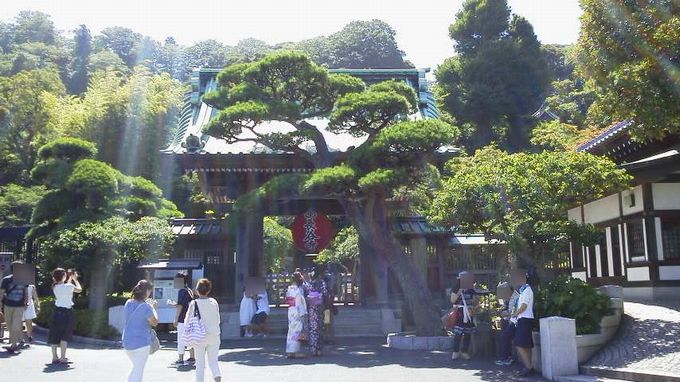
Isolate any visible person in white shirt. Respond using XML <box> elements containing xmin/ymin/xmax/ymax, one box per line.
<box><xmin>48</xmin><ymin>268</ymin><xmax>82</xmax><ymax>364</ymax></box>
<box><xmin>510</xmin><ymin>269</ymin><xmax>534</xmax><ymax>377</ymax></box>
<box><xmin>185</xmin><ymin>279</ymin><xmax>221</xmax><ymax>382</ymax></box>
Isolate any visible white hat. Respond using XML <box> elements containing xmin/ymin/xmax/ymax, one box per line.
<box><xmin>457</xmin><ymin>271</ymin><xmax>470</xmax><ymax>279</ymax></box>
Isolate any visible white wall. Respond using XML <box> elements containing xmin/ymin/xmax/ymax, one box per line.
<box><xmin>568</xmin><ymin>207</ymin><xmax>582</xmax><ymax>224</ymax></box>
<box><xmin>622</xmin><ymin>186</ymin><xmax>644</xmax><ymax>216</ymax></box>
<box><xmin>659</xmin><ymin>266</ymin><xmax>680</xmax><ymax>281</ymax></box>
<box><xmin>627</xmin><ymin>266</ymin><xmax>650</xmax><ymax>282</ymax></box>
<box><xmin>652</xmin><ymin>183</ymin><xmax>680</xmax><ymax>210</ymax></box>
<box><xmin>571</xmin><ymin>271</ymin><xmax>587</xmax><ymax>282</ymax></box>
<box><xmin>584</xmin><ymin>193</ymin><xmax>620</xmax><ymax>224</ymax></box>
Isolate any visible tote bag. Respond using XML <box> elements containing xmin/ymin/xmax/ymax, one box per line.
<box><xmin>181</xmin><ymin>300</ymin><xmax>208</xmax><ymax>347</ymax></box>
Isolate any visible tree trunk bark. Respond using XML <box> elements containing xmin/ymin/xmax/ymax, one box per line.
<box><xmin>342</xmin><ymin>197</ymin><xmax>442</xmax><ymax>336</ymax></box>
<box><xmin>88</xmin><ymin>255</ymin><xmax>114</xmax><ymax>312</ymax></box>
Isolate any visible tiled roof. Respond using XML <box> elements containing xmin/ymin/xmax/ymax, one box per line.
<box><xmin>391</xmin><ymin>216</ymin><xmax>449</xmax><ymax>236</ymax></box>
<box><xmin>170</xmin><ymin>218</ymin><xmax>224</xmax><ymax>236</ymax></box>
<box><xmin>576</xmin><ymin>120</ymin><xmax>635</xmax><ymax>152</ymax></box>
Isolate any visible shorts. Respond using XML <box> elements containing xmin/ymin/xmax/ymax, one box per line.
<box><xmin>513</xmin><ymin>318</ymin><xmax>534</xmax><ymax>348</ymax></box>
<box><xmin>251</xmin><ymin>312</ymin><xmax>268</xmax><ymax>325</ymax></box>
<box><xmin>48</xmin><ymin>307</ymin><xmax>75</xmax><ymax>344</ymax></box>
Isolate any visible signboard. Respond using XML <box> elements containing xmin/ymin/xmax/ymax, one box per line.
<box><xmin>291</xmin><ymin>210</ymin><xmax>333</xmax><ymax>253</ymax></box>
<box><xmin>0</xmin><ymin>253</ymin><xmax>11</xmax><ymax>276</ymax></box>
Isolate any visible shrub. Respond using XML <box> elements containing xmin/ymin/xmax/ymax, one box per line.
<box><xmin>536</xmin><ymin>276</ymin><xmax>611</xmax><ymax>335</ymax></box>
<box><xmin>38</xmin><ymin>137</ymin><xmax>97</xmax><ymax>162</ymax></box>
<box><xmin>35</xmin><ymin>297</ymin><xmax>121</xmax><ymax>340</ymax></box>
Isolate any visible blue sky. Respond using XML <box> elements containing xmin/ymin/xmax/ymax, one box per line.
<box><xmin>2</xmin><ymin>0</ymin><xmax>582</xmax><ymax>68</ymax></box>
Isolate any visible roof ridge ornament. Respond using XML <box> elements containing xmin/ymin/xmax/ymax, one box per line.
<box><xmin>182</xmin><ymin>133</ymin><xmax>205</xmax><ymax>153</ymax></box>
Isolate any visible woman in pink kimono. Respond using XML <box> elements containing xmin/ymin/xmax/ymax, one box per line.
<box><xmin>285</xmin><ymin>272</ymin><xmax>308</xmax><ymax>358</ymax></box>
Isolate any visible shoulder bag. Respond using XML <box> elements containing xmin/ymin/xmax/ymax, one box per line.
<box><xmin>181</xmin><ymin>300</ymin><xmax>208</xmax><ymax>347</ymax></box>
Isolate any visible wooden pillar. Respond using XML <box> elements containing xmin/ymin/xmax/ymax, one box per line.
<box><xmin>234</xmin><ymin>211</ymin><xmax>264</xmax><ymax>302</ymax></box>
<box><xmin>642</xmin><ymin>183</ymin><xmax>660</xmax><ymax>284</ymax></box>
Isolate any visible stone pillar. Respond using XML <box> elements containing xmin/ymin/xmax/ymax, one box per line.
<box><xmin>539</xmin><ymin>317</ymin><xmax>578</xmax><ymax>381</ymax></box>
<box><xmin>411</xmin><ymin>237</ymin><xmax>428</xmax><ymax>280</ymax></box>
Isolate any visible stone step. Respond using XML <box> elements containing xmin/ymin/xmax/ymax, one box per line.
<box><xmin>580</xmin><ymin>366</ymin><xmax>680</xmax><ymax>382</ymax></box>
<box><xmin>557</xmin><ymin>376</ymin><xmax>631</xmax><ymax>382</ymax></box>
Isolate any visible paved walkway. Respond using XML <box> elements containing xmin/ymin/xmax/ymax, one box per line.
<box><xmin>0</xmin><ymin>337</ymin><xmax>544</xmax><ymax>382</ymax></box>
<box><xmin>584</xmin><ymin>301</ymin><xmax>680</xmax><ymax>379</ymax></box>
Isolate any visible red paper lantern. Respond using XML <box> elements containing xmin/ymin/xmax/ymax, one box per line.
<box><xmin>291</xmin><ymin>210</ymin><xmax>333</xmax><ymax>253</ymax></box>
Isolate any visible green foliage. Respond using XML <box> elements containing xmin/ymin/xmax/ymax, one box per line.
<box><xmin>536</xmin><ymin>276</ymin><xmax>611</xmax><ymax>334</ymax></box>
<box><xmin>303</xmin><ymin>165</ymin><xmax>356</xmax><ymax>196</ymax></box>
<box><xmin>263</xmin><ymin>217</ymin><xmax>293</xmax><ymax>271</ymax></box>
<box><xmin>0</xmin><ymin>69</ymin><xmax>66</xmax><ymax>178</ymax></box>
<box><xmin>530</xmin><ymin>120</ymin><xmax>582</xmax><ymax>151</ymax></box>
<box><xmin>542</xmin><ymin>79</ymin><xmax>596</xmax><ymax>127</ymax></box>
<box><xmin>316</xmin><ymin>226</ymin><xmax>359</xmax><ymax>265</ymax></box>
<box><xmin>430</xmin><ymin>147</ymin><xmax>632</xmax><ymax>265</ymax></box>
<box><xmin>436</xmin><ymin>0</ymin><xmax>550</xmax><ymax>151</ymax></box>
<box><xmin>328</xmin><ymin>88</ymin><xmax>413</xmax><ymax>136</ymax></box>
<box><xmin>293</xmin><ymin>19</ymin><xmax>412</xmax><ymax>69</ymax></box>
<box><xmin>0</xmin><ymin>184</ymin><xmax>46</xmax><ymax>227</ymax></box>
<box><xmin>35</xmin><ymin>297</ymin><xmax>120</xmax><ymax>340</ymax></box>
<box><xmin>66</xmin><ymin>159</ymin><xmax>120</xmax><ymax>205</ymax></box>
<box><xmin>577</xmin><ymin>0</ymin><xmax>680</xmax><ymax>139</ymax></box>
<box><xmin>38</xmin><ymin>137</ymin><xmax>97</xmax><ymax>161</ymax></box>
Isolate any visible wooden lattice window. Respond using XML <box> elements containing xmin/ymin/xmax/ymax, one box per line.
<box><xmin>662</xmin><ymin>220</ymin><xmax>680</xmax><ymax>259</ymax></box>
<box><xmin>627</xmin><ymin>220</ymin><xmax>646</xmax><ymax>260</ymax></box>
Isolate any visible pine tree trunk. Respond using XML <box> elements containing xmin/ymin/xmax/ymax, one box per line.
<box><xmin>342</xmin><ymin>197</ymin><xmax>442</xmax><ymax>336</ymax></box>
<box><xmin>88</xmin><ymin>255</ymin><xmax>113</xmax><ymax>311</ymax></box>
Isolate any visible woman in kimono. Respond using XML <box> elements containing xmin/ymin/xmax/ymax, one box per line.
<box><xmin>285</xmin><ymin>272</ymin><xmax>307</xmax><ymax>358</ymax></box>
<box><xmin>306</xmin><ymin>265</ymin><xmax>329</xmax><ymax>357</ymax></box>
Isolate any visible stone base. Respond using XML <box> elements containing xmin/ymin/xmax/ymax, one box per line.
<box><xmin>387</xmin><ymin>333</ymin><xmax>454</xmax><ymax>351</ymax></box>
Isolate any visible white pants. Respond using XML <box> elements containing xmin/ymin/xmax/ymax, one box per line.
<box><xmin>193</xmin><ymin>335</ymin><xmax>221</xmax><ymax>382</ymax></box>
<box><xmin>125</xmin><ymin>345</ymin><xmax>150</xmax><ymax>382</ymax></box>
<box><xmin>177</xmin><ymin>322</ymin><xmax>188</xmax><ymax>355</ymax></box>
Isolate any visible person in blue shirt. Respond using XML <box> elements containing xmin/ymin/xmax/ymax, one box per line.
<box><xmin>122</xmin><ymin>280</ymin><xmax>158</xmax><ymax>382</ymax></box>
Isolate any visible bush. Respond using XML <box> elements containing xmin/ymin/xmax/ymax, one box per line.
<box><xmin>35</xmin><ymin>297</ymin><xmax>121</xmax><ymax>340</ymax></box>
<box><xmin>536</xmin><ymin>276</ymin><xmax>611</xmax><ymax>334</ymax></box>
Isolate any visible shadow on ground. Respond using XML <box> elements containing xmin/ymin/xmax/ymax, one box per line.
<box><xmin>217</xmin><ymin>338</ymin><xmax>544</xmax><ymax>381</ymax></box>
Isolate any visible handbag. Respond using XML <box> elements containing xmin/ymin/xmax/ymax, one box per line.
<box><xmin>149</xmin><ymin>329</ymin><xmax>160</xmax><ymax>354</ymax></box>
<box><xmin>181</xmin><ymin>300</ymin><xmax>208</xmax><ymax>347</ymax></box>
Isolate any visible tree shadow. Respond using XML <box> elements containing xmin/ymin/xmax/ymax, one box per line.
<box><xmin>587</xmin><ymin>313</ymin><xmax>680</xmax><ymax>371</ymax></box>
<box><xmin>217</xmin><ymin>338</ymin><xmax>544</xmax><ymax>381</ymax></box>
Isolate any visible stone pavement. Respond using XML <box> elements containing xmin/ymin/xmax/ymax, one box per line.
<box><xmin>583</xmin><ymin>301</ymin><xmax>680</xmax><ymax>381</ymax></box>
<box><xmin>0</xmin><ymin>336</ymin><xmax>545</xmax><ymax>382</ymax></box>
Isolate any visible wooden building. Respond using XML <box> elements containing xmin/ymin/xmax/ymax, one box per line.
<box><xmin>567</xmin><ymin>120</ymin><xmax>680</xmax><ymax>300</ymax></box>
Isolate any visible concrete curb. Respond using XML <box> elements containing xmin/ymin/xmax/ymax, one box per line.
<box><xmin>581</xmin><ymin>365</ymin><xmax>680</xmax><ymax>382</ymax></box>
<box><xmin>33</xmin><ymin>325</ymin><xmax>121</xmax><ymax>348</ymax></box>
